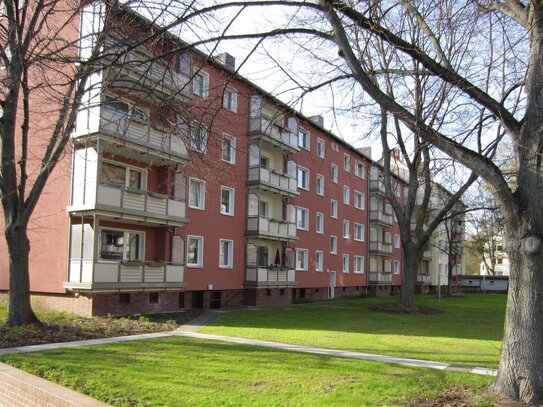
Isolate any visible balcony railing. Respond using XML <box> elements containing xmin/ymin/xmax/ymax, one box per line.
<box><xmin>369</xmin><ymin>179</ymin><xmax>386</xmax><ymax>194</ymax></box>
<box><xmin>369</xmin><ymin>240</ymin><xmax>392</xmax><ymax>255</ymax></box>
<box><xmin>417</xmin><ymin>274</ymin><xmax>430</xmax><ymax>284</ymax></box>
<box><xmin>249</xmin><ymin>115</ymin><xmax>299</xmax><ymax>152</ymax></box>
<box><xmin>245</xmin><ymin>266</ymin><xmax>296</xmax><ymax>286</ymax></box>
<box><xmin>369</xmin><ymin>272</ymin><xmax>392</xmax><ymax>284</ymax></box>
<box><xmin>68</xmin><ymin>184</ymin><xmax>187</xmax><ymax>226</ymax></box>
<box><xmin>246</xmin><ymin>216</ymin><xmax>297</xmax><ymax>241</ymax></box>
<box><xmin>247</xmin><ymin>167</ymin><xmax>298</xmax><ymax>196</ymax></box>
<box><xmin>369</xmin><ymin>210</ymin><xmax>393</xmax><ymax>226</ymax></box>
<box><xmin>65</xmin><ymin>260</ymin><xmax>186</xmax><ymax>291</ymax></box>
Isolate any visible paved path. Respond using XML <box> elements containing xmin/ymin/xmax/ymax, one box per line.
<box><xmin>0</xmin><ymin>310</ymin><xmax>497</xmax><ymax>377</ymax></box>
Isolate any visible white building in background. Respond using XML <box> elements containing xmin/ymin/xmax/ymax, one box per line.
<box><xmin>480</xmin><ymin>237</ymin><xmax>510</xmax><ymax>276</ymax></box>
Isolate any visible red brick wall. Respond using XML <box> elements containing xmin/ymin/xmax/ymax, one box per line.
<box><xmin>92</xmin><ymin>291</ymin><xmax>184</xmax><ymax>316</ymax></box>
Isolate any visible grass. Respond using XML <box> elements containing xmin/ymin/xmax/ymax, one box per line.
<box><xmin>0</xmin><ymin>337</ymin><xmax>495</xmax><ymax>406</ymax></box>
<box><xmin>201</xmin><ymin>294</ymin><xmax>506</xmax><ymax>368</ymax></box>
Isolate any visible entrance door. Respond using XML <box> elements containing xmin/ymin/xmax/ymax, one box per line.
<box><xmin>329</xmin><ymin>271</ymin><xmax>336</xmax><ymax>300</ymax></box>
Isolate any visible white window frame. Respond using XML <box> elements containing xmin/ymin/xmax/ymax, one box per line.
<box><xmin>354</xmin><ymin>223</ymin><xmax>365</xmax><ymax>242</ymax></box>
<box><xmin>343</xmin><ymin>254</ymin><xmax>349</xmax><ymax>273</ymax></box>
<box><xmin>354</xmin><ymin>255</ymin><xmax>365</xmax><ymax>274</ymax></box>
<box><xmin>191</xmin><ymin>122</ymin><xmax>208</xmax><ymax>153</ymax></box>
<box><xmin>343</xmin><ymin>220</ymin><xmax>350</xmax><ymax>239</ymax></box>
<box><xmin>298</xmin><ymin>128</ymin><xmax>310</xmax><ymax>150</ymax></box>
<box><xmin>394</xmin><ymin>260</ymin><xmax>401</xmax><ymax>275</ymax></box>
<box><xmin>316</xmin><ymin>212</ymin><xmax>324</xmax><ymax>234</ymax></box>
<box><xmin>394</xmin><ymin>234</ymin><xmax>401</xmax><ymax>249</ymax></box>
<box><xmin>98</xmin><ymin>228</ymin><xmax>145</xmax><ymax>262</ymax></box>
<box><xmin>221</xmin><ymin>134</ymin><xmax>236</xmax><ymax>164</ymax></box>
<box><xmin>187</xmin><ymin>235</ymin><xmax>204</xmax><ymax>267</ymax></box>
<box><xmin>219</xmin><ymin>239</ymin><xmax>233</xmax><ymax>269</ymax></box>
<box><xmin>297</xmin><ymin>166</ymin><xmax>310</xmax><ymax>190</ymax></box>
<box><xmin>343</xmin><ymin>185</ymin><xmax>350</xmax><ymax>205</ymax></box>
<box><xmin>296</xmin><ymin>249</ymin><xmax>309</xmax><ymax>271</ymax></box>
<box><xmin>100</xmin><ymin>160</ymin><xmax>146</xmax><ymax>190</ymax></box>
<box><xmin>355</xmin><ymin>161</ymin><xmax>365</xmax><ymax>179</ymax></box>
<box><xmin>315</xmin><ymin>250</ymin><xmax>323</xmax><ymax>272</ymax></box>
<box><xmin>343</xmin><ymin>154</ymin><xmax>350</xmax><ymax>172</ymax></box>
<box><xmin>189</xmin><ymin>178</ymin><xmax>205</xmax><ymax>210</ymax></box>
<box><xmin>296</xmin><ymin>207</ymin><xmax>309</xmax><ymax>231</ymax></box>
<box><xmin>223</xmin><ymin>87</ymin><xmax>238</xmax><ymax>112</ymax></box>
<box><xmin>354</xmin><ymin>191</ymin><xmax>365</xmax><ymax>210</ymax></box>
<box><xmin>330</xmin><ymin>235</ymin><xmax>337</xmax><ymax>254</ymax></box>
<box><xmin>330</xmin><ymin>164</ymin><xmax>338</xmax><ymax>183</ymax></box>
<box><xmin>316</xmin><ymin>174</ymin><xmax>325</xmax><ymax>196</ymax></box>
<box><xmin>317</xmin><ymin>138</ymin><xmax>325</xmax><ymax>158</ymax></box>
<box><xmin>330</xmin><ymin>199</ymin><xmax>338</xmax><ymax>218</ymax></box>
<box><xmin>193</xmin><ymin>70</ymin><xmax>209</xmax><ymax>98</ymax></box>
<box><xmin>220</xmin><ymin>186</ymin><xmax>235</xmax><ymax>216</ymax></box>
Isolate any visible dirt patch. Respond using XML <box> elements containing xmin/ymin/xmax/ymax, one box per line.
<box><xmin>369</xmin><ymin>303</ymin><xmax>443</xmax><ymax>315</ymax></box>
<box><xmin>406</xmin><ymin>386</ymin><xmax>532</xmax><ymax>407</ymax></box>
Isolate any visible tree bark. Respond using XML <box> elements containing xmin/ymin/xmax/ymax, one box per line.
<box><xmin>5</xmin><ymin>225</ymin><xmax>38</xmax><ymax>325</ymax></box>
<box><xmin>493</xmin><ymin>218</ymin><xmax>543</xmax><ymax>404</ymax></box>
<box><xmin>399</xmin><ymin>249</ymin><xmax>418</xmax><ymax>306</ymax></box>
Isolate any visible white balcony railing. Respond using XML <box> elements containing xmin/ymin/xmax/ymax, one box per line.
<box><xmin>249</xmin><ymin>115</ymin><xmax>299</xmax><ymax>151</ymax></box>
<box><xmin>417</xmin><ymin>274</ymin><xmax>430</xmax><ymax>284</ymax></box>
<box><xmin>369</xmin><ymin>179</ymin><xmax>386</xmax><ymax>194</ymax></box>
<box><xmin>246</xmin><ymin>216</ymin><xmax>297</xmax><ymax>240</ymax></box>
<box><xmin>369</xmin><ymin>210</ymin><xmax>393</xmax><ymax>225</ymax></box>
<box><xmin>247</xmin><ymin>167</ymin><xmax>298</xmax><ymax>195</ymax></box>
<box><xmin>369</xmin><ymin>240</ymin><xmax>393</xmax><ymax>255</ymax></box>
<box><xmin>369</xmin><ymin>272</ymin><xmax>392</xmax><ymax>284</ymax></box>
<box><xmin>245</xmin><ymin>266</ymin><xmax>296</xmax><ymax>286</ymax></box>
<box><xmin>66</xmin><ymin>260</ymin><xmax>185</xmax><ymax>290</ymax></box>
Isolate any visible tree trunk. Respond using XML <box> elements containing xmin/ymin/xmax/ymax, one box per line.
<box><xmin>6</xmin><ymin>225</ymin><xmax>38</xmax><ymax>325</ymax></box>
<box><xmin>399</xmin><ymin>250</ymin><xmax>418</xmax><ymax>306</ymax></box>
<box><xmin>493</xmin><ymin>219</ymin><xmax>543</xmax><ymax>404</ymax></box>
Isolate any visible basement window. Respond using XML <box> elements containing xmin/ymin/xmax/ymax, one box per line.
<box><xmin>149</xmin><ymin>292</ymin><xmax>159</xmax><ymax>304</ymax></box>
<box><xmin>119</xmin><ymin>293</ymin><xmax>131</xmax><ymax>304</ymax></box>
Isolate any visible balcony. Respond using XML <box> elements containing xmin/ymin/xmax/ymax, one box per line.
<box><xmin>247</xmin><ymin>167</ymin><xmax>298</xmax><ymax>197</ymax></box>
<box><xmin>245</xmin><ymin>266</ymin><xmax>296</xmax><ymax>287</ymax></box>
<box><xmin>246</xmin><ymin>216</ymin><xmax>297</xmax><ymax>241</ymax></box>
<box><xmin>417</xmin><ymin>274</ymin><xmax>430</xmax><ymax>284</ymax></box>
<box><xmin>249</xmin><ymin>115</ymin><xmax>299</xmax><ymax>153</ymax></box>
<box><xmin>369</xmin><ymin>272</ymin><xmax>392</xmax><ymax>284</ymax></box>
<box><xmin>369</xmin><ymin>240</ymin><xmax>392</xmax><ymax>255</ymax></box>
<box><xmin>65</xmin><ymin>261</ymin><xmax>186</xmax><ymax>291</ymax></box>
<box><xmin>369</xmin><ymin>179</ymin><xmax>386</xmax><ymax>195</ymax></box>
<box><xmin>369</xmin><ymin>210</ymin><xmax>393</xmax><ymax>226</ymax></box>
<box><xmin>68</xmin><ymin>184</ymin><xmax>188</xmax><ymax>226</ymax></box>
<box><xmin>73</xmin><ymin>108</ymin><xmax>188</xmax><ymax>163</ymax></box>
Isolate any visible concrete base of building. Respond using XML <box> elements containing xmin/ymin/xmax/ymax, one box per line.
<box><xmin>415</xmin><ymin>284</ymin><xmax>430</xmax><ymax>294</ymax></box>
<box><xmin>368</xmin><ymin>284</ymin><xmax>392</xmax><ymax>297</ymax></box>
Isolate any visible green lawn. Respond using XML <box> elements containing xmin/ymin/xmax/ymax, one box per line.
<box><xmin>202</xmin><ymin>294</ymin><xmax>506</xmax><ymax>368</ymax></box>
<box><xmin>0</xmin><ymin>337</ymin><xmax>494</xmax><ymax>406</ymax></box>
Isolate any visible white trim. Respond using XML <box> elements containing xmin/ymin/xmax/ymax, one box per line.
<box><xmin>219</xmin><ymin>239</ymin><xmax>234</xmax><ymax>269</ymax></box>
<box><xmin>220</xmin><ymin>186</ymin><xmax>235</xmax><ymax>216</ymax></box>
<box><xmin>187</xmin><ymin>235</ymin><xmax>204</xmax><ymax>267</ymax></box>
<box><xmin>189</xmin><ymin>177</ymin><xmax>205</xmax><ymax>210</ymax></box>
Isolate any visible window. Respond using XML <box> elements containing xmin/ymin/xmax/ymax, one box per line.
<box><xmin>394</xmin><ymin>183</ymin><xmax>401</xmax><ymax>197</ymax></box>
<box><xmin>355</xmin><ymin>161</ymin><xmax>365</xmax><ymax>178</ymax></box>
<box><xmin>258</xmin><ymin>246</ymin><xmax>268</xmax><ymax>267</ymax></box>
<box><xmin>101</xmin><ymin>161</ymin><xmax>144</xmax><ymax>189</ymax></box>
<box><xmin>297</xmin><ymin>166</ymin><xmax>309</xmax><ymax>190</ymax></box>
<box><xmin>394</xmin><ymin>260</ymin><xmax>401</xmax><ymax>275</ymax></box>
<box><xmin>394</xmin><ymin>234</ymin><xmax>401</xmax><ymax>249</ymax></box>
<box><xmin>343</xmin><ymin>154</ymin><xmax>350</xmax><ymax>171</ymax></box>
<box><xmin>219</xmin><ymin>239</ymin><xmax>233</xmax><ymax>268</ymax></box>
<box><xmin>187</xmin><ymin>236</ymin><xmax>203</xmax><ymax>267</ymax></box>
<box><xmin>330</xmin><ymin>199</ymin><xmax>338</xmax><ymax>218</ymax></box>
<box><xmin>189</xmin><ymin>178</ymin><xmax>205</xmax><ymax>210</ymax></box>
<box><xmin>331</xmin><ymin>142</ymin><xmax>339</xmax><ymax>152</ymax></box>
<box><xmin>354</xmin><ymin>223</ymin><xmax>365</xmax><ymax>242</ymax></box>
<box><xmin>149</xmin><ymin>292</ymin><xmax>159</xmax><ymax>304</ymax></box>
<box><xmin>191</xmin><ymin>123</ymin><xmax>208</xmax><ymax>153</ymax></box>
<box><xmin>354</xmin><ymin>256</ymin><xmax>365</xmax><ymax>274</ymax></box>
<box><xmin>343</xmin><ymin>186</ymin><xmax>350</xmax><ymax>205</ymax></box>
<box><xmin>220</xmin><ymin>187</ymin><xmax>234</xmax><ymax>216</ymax></box>
<box><xmin>223</xmin><ymin>88</ymin><xmax>237</xmax><ymax>112</ymax></box>
<box><xmin>354</xmin><ymin>191</ymin><xmax>365</xmax><ymax>210</ymax></box>
<box><xmin>222</xmin><ymin>134</ymin><xmax>236</xmax><ymax>164</ymax></box>
<box><xmin>330</xmin><ymin>164</ymin><xmax>338</xmax><ymax>183</ymax></box>
<box><xmin>315</xmin><ymin>251</ymin><xmax>323</xmax><ymax>272</ymax></box>
<box><xmin>99</xmin><ymin>229</ymin><xmax>144</xmax><ymax>261</ymax></box>
<box><xmin>104</xmin><ymin>96</ymin><xmax>148</xmax><ymax>122</ymax></box>
<box><xmin>316</xmin><ymin>174</ymin><xmax>324</xmax><ymax>195</ymax></box>
<box><xmin>296</xmin><ymin>249</ymin><xmax>308</xmax><ymax>271</ymax></box>
<box><xmin>343</xmin><ymin>254</ymin><xmax>349</xmax><ymax>273</ymax></box>
<box><xmin>317</xmin><ymin>138</ymin><xmax>325</xmax><ymax>158</ymax></box>
<box><xmin>316</xmin><ymin>212</ymin><xmax>324</xmax><ymax>234</ymax></box>
<box><xmin>193</xmin><ymin>70</ymin><xmax>209</xmax><ymax>97</ymax></box>
<box><xmin>330</xmin><ymin>236</ymin><xmax>337</xmax><ymax>254</ymax></box>
<box><xmin>298</xmin><ymin>128</ymin><xmax>310</xmax><ymax>150</ymax></box>
<box><xmin>119</xmin><ymin>293</ymin><xmax>131</xmax><ymax>304</ymax></box>
<box><xmin>343</xmin><ymin>220</ymin><xmax>350</xmax><ymax>239</ymax></box>
<box><xmin>259</xmin><ymin>200</ymin><xmax>269</xmax><ymax>217</ymax></box>
<box><xmin>296</xmin><ymin>207</ymin><xmax>309</xmax><ymax>230</ymax></box>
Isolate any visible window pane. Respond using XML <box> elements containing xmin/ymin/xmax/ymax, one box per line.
<box><xmin>100</xmin><ymin>230</ymin><xmax>124</xmax><ymax>260</ymax></box>
<box><xmin>126</xmin><ymin>232</ymin><xmax>141</xmax><ymax>260</ymax></box>
<box><xmin>101</xmin><ymin>162</ymin><xmax>126</xmax><ymax>187</ymax></box>
<box><xmin>128</xmin><ymin>169</ymin><xmax>142</xmax><ymax>189</ymax></box>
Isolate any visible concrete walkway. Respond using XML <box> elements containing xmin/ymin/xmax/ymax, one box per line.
<box><xmin>0</xmin><ymin>310</ymin><xmax>497</xmax><ymax>377</ymax></box>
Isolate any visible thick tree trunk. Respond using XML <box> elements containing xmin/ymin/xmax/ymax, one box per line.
<box><xmin>493</xmin><ymin>220</ymin><xmax>543</xmax><ymax>404</ymax></box>
<box><xmin>399</xmin><ymin>251</ymin><xmax>418</xmax><ymax>306</ymax></box>
<box><xmin>6</xmin><ymin>225</ymin><xmax>38</xmax><ymax>325</ymax></box>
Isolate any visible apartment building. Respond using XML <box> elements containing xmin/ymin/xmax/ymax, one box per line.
<box><xmin>0</xmin><ymin>2</ymin><xmax>408</xmax><ymax>316</ymax></box>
